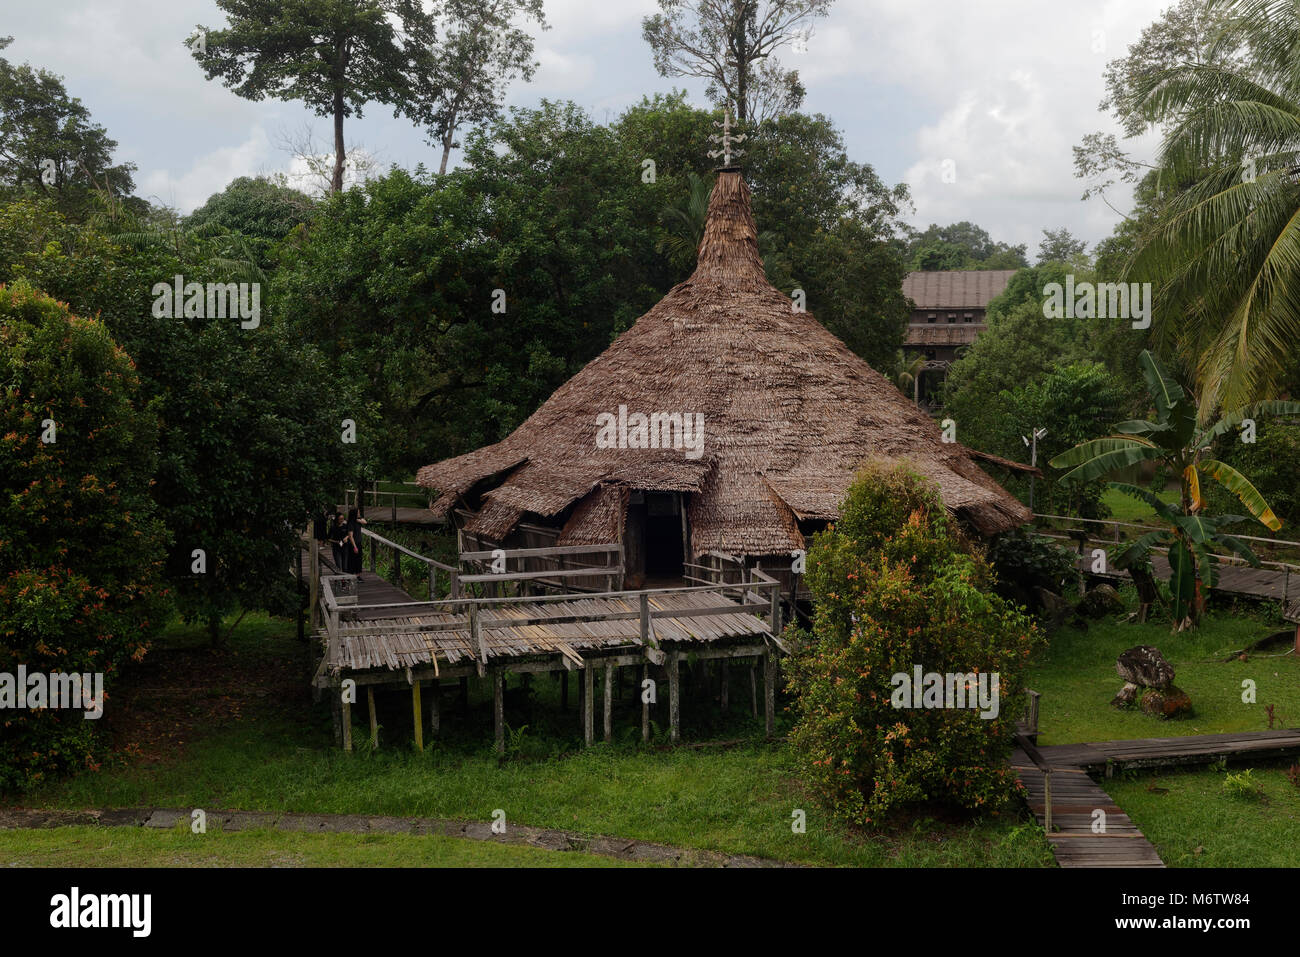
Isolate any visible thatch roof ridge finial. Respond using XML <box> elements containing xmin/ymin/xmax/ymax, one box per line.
<box><xmin>692</xmin><ymin>168</ymin><xmax>767</xmax><ymax>283</ymax></box>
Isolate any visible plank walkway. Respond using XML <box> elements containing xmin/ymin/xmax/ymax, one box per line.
<box><xmin>1011</xmin><ymin>752</ymin><xmax>1164</xmax><ymax>868</ymax></box>
<box><xmin>1014</xmin><ymin>728</ymin><xmax>1300</xmax><ymax>868</ymax></box>
<box><xmin>1068</xmin><ymin>548</ymin><xmax>1297</xmax><ymax>604</ymax></box>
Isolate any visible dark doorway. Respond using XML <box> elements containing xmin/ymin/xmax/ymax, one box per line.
<box><xmin>644</xmin><ymin>493</ymin><xmax>684</xmax><ymax>580</ymax></box>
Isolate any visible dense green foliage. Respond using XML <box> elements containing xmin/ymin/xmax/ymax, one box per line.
<box><xmin>0</xmin><ymin>198</ymin><xmax>370</xmax><ymax>642</ymax></box>
<box><xmin>0</xmin><ymin>283</ymin><xmax>169</xmax><ymax>790</ymax></box>
<box><xmin>784</xmin><ymin>464</ymin><xmax>1042</xmax><ymax>825</ymax></box>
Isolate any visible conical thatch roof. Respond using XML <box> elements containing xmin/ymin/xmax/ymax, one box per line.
<box><xmin>417</xmin><ymin>169</ymin><xmax>1030</xmax><ymax>555</ymax></box>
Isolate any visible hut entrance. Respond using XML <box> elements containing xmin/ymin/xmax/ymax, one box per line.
<box><xmin>625</xmin><ymin>492</ymin><xmax>686</xmax><ymax>587</ymax></box>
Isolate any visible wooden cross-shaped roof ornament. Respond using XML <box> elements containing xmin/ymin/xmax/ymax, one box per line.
<box><xmin>708</xmin><ymin>106</ymin><xmax>746</xmax><ymax>168</ymax></box>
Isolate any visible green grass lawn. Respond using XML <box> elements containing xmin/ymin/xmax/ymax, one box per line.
<box><xmin>12</xmin><ymin>613</ymin><xmax>1051</xmax><ymax>868</ymax></box>
<box><xmin>1099</xmin><ymin>485</ymin><xmax>1179</xmax><ymax>525</ymax></box>
<box><xmin>1027</xmin><ymin>600</ymin><xmax>1298</xmax><ymax>745</ymax></box>
<box><xmin>0</xmin><ymin>825</ymin><xmax>643</xmax><ymax>867</ymax></box>
<box><xmin>1105</xmin><ymin>765</ymin><xmax>1300</xmax><ymax>867</ymax></box>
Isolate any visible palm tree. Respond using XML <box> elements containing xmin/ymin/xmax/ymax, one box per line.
<box><xmin>1127</xmin><ymin>0</ymin><xmax>1300</xmax><ymax>418</ymax></box>
<box><xmin>1050</xmin><ymin>350</ymin><xmax>1300</xmax><ymax>629</ymax></box>
<box><xmin>894</xmin><ymin>350</ymin><xmax>925</xmax><ymax>401</ymax></box>
<box><xmin>656</xmin><ymin>172</ymin><xmax>712</xmax><ymax>272</ymax></box>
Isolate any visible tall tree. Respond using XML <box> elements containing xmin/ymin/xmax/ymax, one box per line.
<box><xmin>190</xmin><ymin>0</ymin><xmax>435</xmax><ymax>193</ymax></box>
<box><xmin>1127</xmin><ymin>0</ymin><xmax>1300</xmax><ymax>415</ymax></box>
<box><xmin>405</xmin><ymin>0</ymin><xmax>547</xmax><ymax>175</ymax></box>
<box><xmin>0</xmin><ymin>37</ymin><xmax>138</xmax><ymax>218</ymax></box>
<box><xmin>641</xmin><ymin>0</ymin><xmax>832</xmax><ymax>124</ymax></box>
<box><xmin>1036</xmin><ymin>226</ymin><xmax>1088</xmax><ymax>265</ymax></box>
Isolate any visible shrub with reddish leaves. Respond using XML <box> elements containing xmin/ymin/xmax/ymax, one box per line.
<box><xmin>0</xmin><ymin>282</ymin><xmax>169</xmax><ymax>792</ymax></box>
<box><xmin>784</xmin><ymin>462</ymin><xmax>1043</xmax><ymax>826</ymax></box>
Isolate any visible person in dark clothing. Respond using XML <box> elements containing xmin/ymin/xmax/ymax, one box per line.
<box><xmin>329</xmin><ymin>512</ymin><xmax>348</xmax><ymax>571</ymax></box>
<box><xmin>344</xmin><ymin>507</ymin><xmax>367</xmax><ymax>574</ymax></box>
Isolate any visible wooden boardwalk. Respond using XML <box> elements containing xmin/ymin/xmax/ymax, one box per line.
<box><xmin>1076</xmin><ymin>552</ymin><xmax>1295</xmax><ymax>602</ymax></box>
<box><xmin>1011</xmin><ymin>752</ymin><xmax>1164</xmax><ymax>868</ymax></box>
<box><xmin>1015</xmin><ymin>729</ymin><xmax>1300</xmax><ymax>868</ymax></box>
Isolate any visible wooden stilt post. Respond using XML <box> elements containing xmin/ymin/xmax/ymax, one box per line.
<box><xmin>430</xmin><ymin>678</ymin><xmax>440</xmax><ymax>737</ymax></box>
<box><xmin>641</xmin><ymin>664</ymin><xmax>650</xmax><ymax>743</ymax></box>
<box><xmin>763</xmin><ymin>650</ymin><xmax>776</xmax><ymax>738</ymax></box>
<box><xmin>750</xmin><ymin>660</ymin><xmax>758</xmax><ymax>719</ymax></box>
<box><xmin>603</xmin><ymin>662</ymin><xmax>614</xmax><ymax>743</ymax></box>
<box><xmin>720</xmin><ymin>660</ymin><xmax>729</xmax><ymax>713</ymax></box>
<box><xmin>309</xmin><ymin>538</ymin><xmax>320</xmax><ymax>631</ymax></box>
<box><xmin>296</xmin><ymin>534</ymin><xmax>305</xmax><ymax>642</ymax></box>
<box><xmin>367</xmin><ymin>686</ymin><xmax>378</xmax><ymax>749</ymax></box>
<box><xmin>668</xmin><ymin>651</ymin><xmax>680</xmax><ymax>743</ymax></box>
<box><xmin>341</xmin><ymin>698</ymin><xmax>353</xmax><ymax>752</ymax></box>
<box><xmin>561</xmin><ymin>670</ymin><xmax>569</xmax><ymax>711</ymax></box>
<box><xmin>494</xmin><ymin>671</ymin><xmax>504</xmax><ymax>755</ymax></box>
<box><xmin>412</xmin><ymin>680</ymin><xmax>423</xmax><ymax>752</ymax></box>
<box><xmin>583</xmin><ymin>665</ymin><xmax>595</xmax><ymax>746</ymax></box>
<box><xmin>331</xmin><ymin>692</ymin><xmax>343</xmax><ymax>748</ymax></box>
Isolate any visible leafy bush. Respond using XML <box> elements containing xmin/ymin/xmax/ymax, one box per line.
<box><xmin>0</xmin><ymin>282</ymin><xmax>169</xmax><ymax>791</ymax></box>
<box><xmin>1222</xmin><ymin>769</ymin><xmax>1264</xmax><ymax>801</ymax></box>
<box><xmin>784</xmin><ymin>463</ymin><xmax>1044</xmax><ymax>826</ymax></box>
<box><xmin>985</xmin><ymin>527</ymin><xmax>1075</xmax><ymax>608</ymax></box>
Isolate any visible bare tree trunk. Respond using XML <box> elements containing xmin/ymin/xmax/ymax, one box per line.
<box><xmin>332</xmin><ymin>88</ymin><xmax>346</xmax><ymax>194</ymax></box>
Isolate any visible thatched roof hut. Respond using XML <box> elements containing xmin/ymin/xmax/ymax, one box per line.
<box><xmin>417</xmin><ymin>168</ymin><xmax>1030</xmax><ymax>584</ymax></box>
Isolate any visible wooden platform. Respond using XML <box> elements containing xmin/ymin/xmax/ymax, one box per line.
<box><xmin>1014</xmin><ymin>728</ymin><xmax>1300</xmax><ymax>868</ymax></box>
<box><xmin>327</xmin><ymin>581</ymin><xmax>774</xmax><ymax>674</ymax></box>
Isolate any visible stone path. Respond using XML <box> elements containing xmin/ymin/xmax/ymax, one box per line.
<box><xmin>0</xmin><ymin>807</ymin><xmax>796</xmax><ymax>868</ymax></box>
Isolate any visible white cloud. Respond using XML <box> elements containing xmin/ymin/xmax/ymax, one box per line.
<box><xmin>139</xmin><ymin>129</ymin><xmax>274</xmax><ymax>213</ymax></box>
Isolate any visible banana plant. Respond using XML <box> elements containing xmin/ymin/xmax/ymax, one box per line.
<box><xmin>1049</xmin><ymin>349</ymin><xmax>1300</xmax><ymax>629</ymax></box>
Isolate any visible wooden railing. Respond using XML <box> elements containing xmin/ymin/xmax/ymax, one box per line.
<box><xmin>360</xmin><ymin>526</ymin><xmax>460</xmax><ymax>599</ymax></box>
<box><xmin>1030</xmin><ymin>513</ymin><xmax>1300</xmax><ymax>602</ymax></box>
<box><xmin>343</xmin><ymin>481</ymin><xmax>429</xmax><ymax>512</ymax></box>
<box><xmin>459</xmin><ymin>542</ymin><xmax>625</xmax><ymax>595</ymax></box>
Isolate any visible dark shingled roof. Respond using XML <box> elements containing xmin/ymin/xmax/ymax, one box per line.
<box><xmin>903</xmin><ymin>269</ymin><xmax>1019</xmax><ymax>310</ymax></box>
<box><xmin>417</xmin><ymin>171</ymin><xmax>1030</xmax><ymax>555</ymax></box>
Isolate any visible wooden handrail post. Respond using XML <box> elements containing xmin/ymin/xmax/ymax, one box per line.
<box><xmin>1044</xmin><ymin>769</ymin><xmax>1053</xmax><ymax>834</ymax></box>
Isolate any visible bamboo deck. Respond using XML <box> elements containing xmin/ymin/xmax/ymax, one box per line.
<box><xmin>329</xmin><ymin>580</ymin><xmax>773</xmax><ymax>674</ymax></box>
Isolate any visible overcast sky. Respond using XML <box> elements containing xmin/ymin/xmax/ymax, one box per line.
<box><xmin>5</xmin><ymin>0</ymin><xmax>1174</xmax><ymax>251</ymax></box>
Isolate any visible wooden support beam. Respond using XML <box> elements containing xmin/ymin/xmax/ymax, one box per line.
<box><xmin>367</xmin><ymin>686</ymin><xmax>378</xmax><ymax>749</ymax></box>
<box><xmin>750</xmin><ymin>660</ymin><xmax>758</xmax><ymax>719</ymax></box>
<box><xmin>341</xmin><ymin>698</ymin><xmax>353</xmax><ymax>753</ymax></box>
<box><xmin>583</xmin><ymin>664</ymin><xmax>595</xmax><ymax>746</ymax></box>
<box><xmin>309</xmin><ymin>539</ymin><xmax>320</xmax><ymax>632</ymax></box>
<box><xmin>494</xmin><ymin>671</ymin><xmax>504</xmax><ymax>755</ymax></box>
<box><xmin>763</xmin><ymin>651</ymin><xmax>776</xmax><ymax>738</ymax></box>
<box><xmin>720</xmin><ymin>660</ymin><xmax>729</xmax><ymax>713</ymax></box>
<box><xmin>560</xmin><ymin>670</ymin><xmax>568</xmax><ymax>711</ymax></box>
<box><xmin>668</xmin><ymin>652</ymin><xmax>680</xmax><ymax>743</ymax></box>
<box><xmin>603</xmin><ymin>661</ymin><xmax>614</xmax><ymax>744</ymax></box>
<box><xmin>470</xmin><ymin>602</ymin><xmax>486</xmax><ymax>677</ymax></box>
<box><xmin>331</xmin><ymin>694</ymin><xmax>343</xmax><ymax>748</ymax></box>
<box><xmin>641</xmin><ymin>664</ymin><xmax>650</xmax><ymax>743</ymax></box>
<box><xmin>412</xmin><ymin>680</ymin><xmax>423</xmax><ymax>752</ymax></box>
<box><xmin>430</xmin><ymin>678</ymin><xmax>440</xmax><ymax>737</ymax></box>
